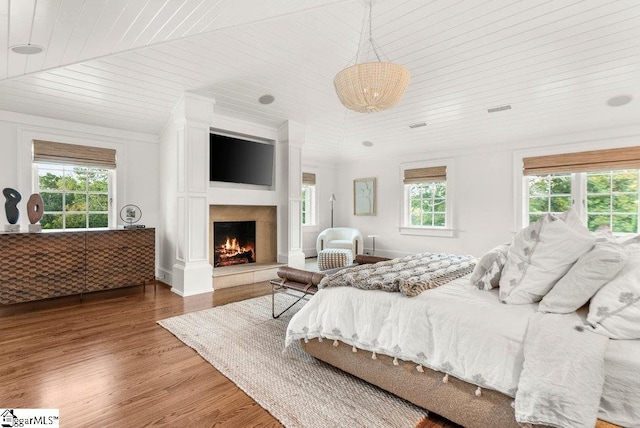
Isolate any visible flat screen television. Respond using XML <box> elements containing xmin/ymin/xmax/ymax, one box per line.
<box><xmin>209</xmin><ymin>133</ymin><xmax>274</xmax><ymax>186</ymax></box>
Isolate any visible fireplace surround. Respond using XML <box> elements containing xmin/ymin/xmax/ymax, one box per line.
<box><xmin>209</xmin><ymin>205</ymin><xmax>277</xmax><ymax>268</ymax></box>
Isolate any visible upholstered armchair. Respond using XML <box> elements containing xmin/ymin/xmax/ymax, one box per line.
<box><xmin>316</xmin><ymin>227</ymin><xmax>364</xmax><ymax>256</ymax></box>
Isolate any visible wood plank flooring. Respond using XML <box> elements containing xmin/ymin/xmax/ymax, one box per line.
<box><xmin>0</xmin><ymin>281</ymin><xmax>456</xmax><ymax>427</ymax></box>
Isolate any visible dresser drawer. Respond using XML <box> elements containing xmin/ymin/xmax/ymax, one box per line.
<box><xmin>0</xmin><ymin>232</ymin><xmax>85</xmax><ymax>257</ymax></box>
<box><xmin>0</xmin><ymin>251</ymin><xmax>85</xmax><ymax>281</ymax></box>
<box><xmin>85</xmin><ymin>229</ymin><xmax>155</xmax><ymax>250</ymax></box>
<box><xmin>0</xmin><ymin>271</ymin><xmax>85</xmax><ymax>304</ymax></box>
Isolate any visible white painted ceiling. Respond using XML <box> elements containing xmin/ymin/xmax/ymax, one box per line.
<box><xmin>0</xmin><ymin>0</ymin><xmax>638</xmax><ymax>162</ymax></box>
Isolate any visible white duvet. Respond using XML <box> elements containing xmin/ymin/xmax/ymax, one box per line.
<box><xmin>285</xmin><ymin>275</ymin><xmax>640</xmax><ymax>427</ymax></box>
<box><xmin>286</xmin><ymin>276</ymin><xmax>535</xmax><ymax>396</ymax></box>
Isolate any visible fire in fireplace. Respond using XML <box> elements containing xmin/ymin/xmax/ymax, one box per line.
<box><xmin>213</xmin><ymin>221</ymin><xmax>256</xmax><ymax>267</ymax></box>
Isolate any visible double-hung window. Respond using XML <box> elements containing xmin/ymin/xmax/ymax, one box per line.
<box><xmin>302</xmin><ymin>172</ymin><xmax>316</xmax><ymax>226</ymax></box>
<box><xmin>523</xmin><ymin>147</ymin><xmax>640</xmax><ymax>234</ymax></box>
<box><xmin>401</xmin><ymin>162</ymin><xmax>453</xmax><ymax>236</ymax></box>
<box><xmin>33</xmin><ymin>140</ymin><xmax>116</xmax><ymax>230</ymax></box>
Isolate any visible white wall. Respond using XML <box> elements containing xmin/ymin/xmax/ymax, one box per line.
<box><xmin>316</xmin><ymin>125</ymin><xmax>640</xmax><ymax>259</ymax></box>
<box><xmin>0</xmin><ymin>109</ymin><xmax>160</xmax><ymax>267</ymax></box>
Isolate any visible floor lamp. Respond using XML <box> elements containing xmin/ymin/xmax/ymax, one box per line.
<box><xmin>329</xmin><ymin>193</ymin><xmax>336</xmax><ymax>228</ymax></box>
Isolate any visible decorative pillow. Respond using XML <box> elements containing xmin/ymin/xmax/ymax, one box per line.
<box><xmin>622</xmin><ymin>233</ymin><xmax>640</xmax><ymax>246</ymax></box>
<box><xmin>538</xmin><ymin>240</ymin><xmax>628</xmax><ymax>313</ymax></box>
<box><xmin>470</xmin><ymin>243</ymin><xmax>510</xmax><ymax>290</ymax></box>
<box><xmin>586</xmin><ymin>245</ymin><xmax>640</xmax><ymax>339</ymax></box>
<box><xmin>499</xmin><ymin>210</ymin><xmax>595</xmax><ymax>304</ymax></box>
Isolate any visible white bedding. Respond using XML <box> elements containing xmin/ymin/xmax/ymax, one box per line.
<box><xmin>286</xmin><ymin>275</ymin><xmax>535</xmax><ymax>397</ymax></box>
<box><xmin>515</xmin><ymin>311</ymin><xmax>608</xmax><ymax>427</ymax></box>
<box><xmin>285</xmin><ymin>275</ymin><xmax>640</xmax><ymax>426</ymax></box>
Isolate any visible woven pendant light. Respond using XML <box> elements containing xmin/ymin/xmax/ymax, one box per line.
<box><xmin>334</xmin><ymin>2</ymin><xmax>410</xmax><ymax>113</ymax></box>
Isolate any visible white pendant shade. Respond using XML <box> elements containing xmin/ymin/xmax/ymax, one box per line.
<box><xmin>334</xmin><ymin>61</ymin><xmax>410</xmax><ymax>113</ymax></box>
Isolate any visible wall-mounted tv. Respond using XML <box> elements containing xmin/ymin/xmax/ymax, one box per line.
<box><xmin>209</xmin><ymin>132</ymin><xmax>275</xmax><ymax>186</ymax></box>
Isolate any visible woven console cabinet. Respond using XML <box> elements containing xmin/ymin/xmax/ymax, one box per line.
<box><xmin>0</xmin><ymin>228</ymin><xmax>155</xmax><ymax>304</ymax></box>
<box><xmin>318</xmin><ymin>248</ymin><xmax>353</xmax><ymax>271</ymax></box>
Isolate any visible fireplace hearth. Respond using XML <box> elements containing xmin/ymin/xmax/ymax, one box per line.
<box><xmin>213</xmin><ymin>221</ymin><xmax>256</xmax><ymax>267</ymax></box>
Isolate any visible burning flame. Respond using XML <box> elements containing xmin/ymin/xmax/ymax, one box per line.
<box><xmin>215</xmin><ymin>236</ymin><xmax>255</xmax><ymax>266</ymax></box>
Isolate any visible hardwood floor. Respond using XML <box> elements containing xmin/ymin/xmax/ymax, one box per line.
<box><xmin>0</xmin><ymin>281</ymin><xmax>456</xmax><ymax>427</ymax></box>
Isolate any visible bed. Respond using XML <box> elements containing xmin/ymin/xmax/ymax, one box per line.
<box><xmin>283</xmin><ymin>212</ymin><xmax>640</xmax><ymax>428</ymax></box>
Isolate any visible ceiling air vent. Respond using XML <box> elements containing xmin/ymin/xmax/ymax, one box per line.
<box><xmin>408</xmin><ymin>122</ymin><xmax>427</xmax><ymax>129</ymax></box>
<box><xmin>488</xmin><ymin>105</ymin><xmax>512</xmax><ymax>113</ymax></box>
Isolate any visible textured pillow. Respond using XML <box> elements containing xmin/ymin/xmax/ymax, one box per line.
<box><xmin>538</xmin><ymin>240</ymin><xmax>628</xmax><ymax>313</ymax></box>
<box><xmin>499</xmin><ymin>211</ymin><xmax>595</xmax><ymax>304</ymax></box>
<box><xmin>622</xmin><ymin>233</ymin><xmax>640</xmax><ymax>246</ymax></box>
<box><xmin>470</xmin><ymin>243</ymin><xmax>510</xmax><ymax>290</ymax></box>
<box><xmin>586</xmin><ymin>245</ymin><xmax>640</xmax><ymax>339</ymax></box>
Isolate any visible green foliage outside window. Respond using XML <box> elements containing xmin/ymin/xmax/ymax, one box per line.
<box><xmin>528</xmin><ymin>170</ymin><xmax>639</xmax><ymax>234</ymax></box>
<box><xmin>528</xmin><ymin>174</ymin><xmax>572</xmax><ymax>224</ymax></box>
<box><xmin>409</xmin><ymin>182</ymin><xmax>446</xmax><ymax>227</ymax></box>
<box><xmin>37</xmin><ymin>165</ymin><xmax>110</xmax><ymax>230</ymax></box>
<box><xmin>586</xmin><ymin>170</ymin><xmax>638</xmax><ymax>233</ymax></box>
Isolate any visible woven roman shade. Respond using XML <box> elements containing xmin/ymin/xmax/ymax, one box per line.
<box><xmin>33</xmin><ymin>140</ymin><xmax>116</xmax><ymax>169</ymax></box>
<box><xmin>523</xmin><ymin>146</ymin><xmax>640</xmax><ymax>175</ymax></box>
<box><xmin>302</xmin><ymin>172</ymin><xmax>316</xmax><ymax>186</ymax></box>
<box><xmin>403</xmin><ymin>166</ymin><xmax>447</xmax><ymax>184</ymax></box>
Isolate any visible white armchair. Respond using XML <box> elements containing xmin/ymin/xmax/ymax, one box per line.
<box><xmin>316</xmin><ymin>227</ymin><xmax>364</xmax><ymax>256</ymax></box>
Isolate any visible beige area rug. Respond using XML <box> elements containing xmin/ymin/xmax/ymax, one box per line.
<box><xmin>158</xmin><ymin>294</ymin><xmax>428</xmax><ymax>428</ymax></box>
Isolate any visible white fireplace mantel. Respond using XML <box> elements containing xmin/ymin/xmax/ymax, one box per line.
<box><xmin>159</xmin><ymin>96</ymin><xmax>306</xmax><ymax>297</ymax></box>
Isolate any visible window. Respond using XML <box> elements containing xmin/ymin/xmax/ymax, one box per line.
<box><xmin>408</xmin><ymin>182</ymin><xmax>446</xmax><ymax>226</ymax></box>
<box><xmin>36</xmin><ymin>164</ymin><xmax>111</xmax><ymax>229</ymax></box>
<box><xmin>523</xmin><ymin>147</ymin><xmax>640</xmax><ymax>234</ymax></box>
<box><xmin>401</xmin><ymin>163</ymin><xmax>453</xmax><ymax>236</ymax></box>
<box><xmin>302</xmin><ymin>172</ymin><xmax>316</xmax><ymax>226</ymax></box>
<box><xmin>33</xmin><ymin>140</ymin><xmax>116</xmax><ymax>230</ymax></box>
<box><xmin>528</xmin><ymin>174</ymin><xmax>572</xmax><ymax>223</ymax></box>
<box><xmin>586</xmin><ymin>170</ymin><xmax>638</xmax><ymax>233</ymax></box>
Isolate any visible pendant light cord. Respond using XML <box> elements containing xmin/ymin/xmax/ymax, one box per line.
<box><xmin>368</xmin><ymin>4</ymin><xmax>382</xmax><ymax>62</ymax></box>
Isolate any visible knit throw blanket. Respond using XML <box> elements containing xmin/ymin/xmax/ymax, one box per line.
<box><xmin>318</xmin><ymin>252</ymin><xmax>477</xmax><ymax>297</ymax></box>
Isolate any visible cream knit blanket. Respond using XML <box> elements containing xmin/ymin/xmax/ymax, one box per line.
<box><xmin>318</xmin><ymin>252</ymin><xmax>477</xmax><ymax>297</ymax></box>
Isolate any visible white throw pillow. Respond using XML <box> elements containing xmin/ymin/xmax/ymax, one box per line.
<box><xmin>470</xmin><ymin>243</ymin><xmax>509</xmax><ymax>290</ymax></box>
<box><xmin>586</xmin><ymin>245</ymin><xmax>640</xmax><ymax>339</ymax></box>
<box><xmin>622</xmin><ymin>233</ymin><xmax>640</xmax><ymax>246</ymax></box>
<box><xmin>538</xmin><ymin>240</ymin><xmax>628</xmax><ymax>313</ymax></box>
<box><xmin>499</xmin><ymin>211</ymin><xmax>595</xmax><ymax>304</ymax></box>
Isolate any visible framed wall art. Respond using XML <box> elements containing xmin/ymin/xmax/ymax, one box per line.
<box><xmin>353</xmin><ymin>177</ymin><xmax>376</xmax><ymax>216</ymax></box>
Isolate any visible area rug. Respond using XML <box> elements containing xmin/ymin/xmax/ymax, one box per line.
<box><xmin>158</xmin><ymin>294</ymin><xmax>428</xmax><ymax>428</ymax></box>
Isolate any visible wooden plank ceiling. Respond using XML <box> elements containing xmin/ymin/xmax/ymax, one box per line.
<box><xmin>0</xmin><ymin>0</ymin><xmax>638</xmax><ymax>162</ymax></box>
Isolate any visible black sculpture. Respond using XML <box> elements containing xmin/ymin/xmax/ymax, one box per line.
<box><xmin>3</xmin><ymin>188</ymin><xmax>21</xmax><ymax>224</ymax></box>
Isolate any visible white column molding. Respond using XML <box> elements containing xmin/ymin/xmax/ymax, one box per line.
<box><xmin>277</xmin><ymin>121</ymin><xmax>306</xmax><ymax>269</ymax></box>
<box><xmin>171</xmin><ymin>94</ymin><xmax>215</xmax><ymax>296</ymax></box>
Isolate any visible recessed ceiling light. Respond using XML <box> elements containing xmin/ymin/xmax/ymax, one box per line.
<box><xmin>10</xmin><ymin>44</ymin><xmax>45</xmax><ymax>55</ymax></box>
<box><xmin>607</xmin><ymin>95</ymin><xmax>632</xmax><ymax>107</ymax></box>
<box><xmin>362</xmin><ymin>141</ymin><xmax>374</xmax><ymax>147</ymax></box>
<box><xmin>258</xmin><ymin>94</ymin><xmax>275</xmax><ymax>105</ymax></box>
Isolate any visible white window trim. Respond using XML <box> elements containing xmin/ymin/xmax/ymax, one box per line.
<box><xmin>399</xmin><ymin>158</ymin><xmax>455</xmax><ymax>237</ymax></box>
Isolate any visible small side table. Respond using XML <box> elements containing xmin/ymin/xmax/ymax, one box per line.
<box><xmin>367</xmin><ymin>235</ymin><xmax>380</xmax><ymax>255</ymax></box>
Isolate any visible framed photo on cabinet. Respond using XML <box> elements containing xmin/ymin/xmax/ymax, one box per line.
<box><xmin>354</xmin><ymin>177</ymin><xmax>376</xmax><ymax>216</ymax></box>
